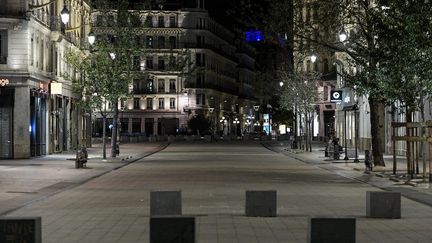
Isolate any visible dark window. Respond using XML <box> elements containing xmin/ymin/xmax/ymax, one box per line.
<box><xmin>146</xmin><ymin>56</ymin><xmax>153</xmax><ymax>69</ymax></box>
<box><xmin>169</xmin><ymin>36</ymin><xmax>176</xmax><ymax>49</ymax></box>
<box><xmin>169</xmin><ymin>79</ymin><xmax>176</xmax><ymax>92</ymax></box>
<box><xmin>196</xmin><ymin>53</ymin><xmax>205</xmax><ymax>67</ymax></box>
<box><xmin>169</xmin><ymin>16</ymin><xmax>176</xmax><ymax>27</ymax></box>
<box><xmin>158</xmin><ymin>79</ymin><xmax>165</xmax><ymax>93</ymax></box>
<box><xmin>134</xmin><ymin>98</ymin><xmax>140</xmax><ymax>109</ymax></box>
<box><xmin>158</xmin><ymin>36</ymin><xmax>165</xmax><ymax>48</ymax></box>
<box><xmin>196</xmin><ymin>35</ymin><xmax>204</xmax><ymax>47</ymax></box>
<box><xmin>168</xmin><ymin>56</ymin><xmax>176</xmax><ymax>70</ymax></box>
<box><xmin>158</xmin><ymin>58</ymin><xmax>165</xmax><ymax>70</ymax></box>
<box><xmin>158</xmin><ymin>16</ymin><xmax>165</xmax><ymax>27</ymax></box>
<box><xmin>133</xmin><ymin>79</ymin><xmax>146</xmax><ymax>94</ymax></box>
<box><xmin>145</xmin><ymin>15</ymin><xmax>153</xmax><ymax>27</ymax></box>
<box><xmin>146</xmin><ymin>98</ymin><xmax>153</xmax><ymax>110</ymax></box>
<box><xmin>196</xmin><ymin>74</ymin><xmax>203</xmax><ymax>88</ymax></box>
<box><xmin>196</xmin><ymin>93</ymin><xmax>205</xmax><ymax>105</ymax></box>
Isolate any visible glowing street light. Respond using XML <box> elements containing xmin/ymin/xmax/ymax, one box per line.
<box><xmin>60</xmin><ymin>5</ymin><xmax>70</xmax><ymax>24</ymax></box>
<box><xmin>339</xmin><ymin>29</ymin><xmax>348</xmax><ymax>42</ymax></box>
<box><xmin>88</xmin><ymin>31</ymin><xmax>95</xmax><ymax>45</ymax></box>
<box><xmin>310</xmin><ymin>54</ymin><xmax>317</xmax><ymax>63</ymax></box>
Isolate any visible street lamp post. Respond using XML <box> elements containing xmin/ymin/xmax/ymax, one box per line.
<box><xmin>233</xmin><ymin>118</ymin><xmax>240</xmax><ymax>137</ymax></box>
<box><xmin>220</xmin><ymin>116</ymin><xmax>227</xmax><ymax>137</ymax></box>
<box><xmin>354</xmin><ymin>104</ymin><xmax>360</xmax><ymax>162</ymax></box>
<box><xmin>344</xmin><ymin>109</ymin><xmax>349</xmax><ymax>160</ymax></box>
<box><xmin>88</xmin><ymin>31</ymin><xmax>96</xmax><ymax>45</ymax></box>
<box><xmin>209</xmin><ymin>107</ymin><xmax>215</xmax><ymax>136</ymax></box>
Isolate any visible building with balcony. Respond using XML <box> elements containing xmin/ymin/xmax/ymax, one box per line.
<box><xmin>0</xmin><ymin>0</ymin><xmax>92</xmax><ymax>159</ymax></box>
<box><xmin>91</xmin><ymin>0</ymin><xmax>257</xmax><ymax>138</ymax></box>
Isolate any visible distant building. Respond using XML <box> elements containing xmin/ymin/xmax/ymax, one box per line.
<box><xmin>91</xmin><ymin>0</ymin><xmax>257</xmax><ymax>138</ymax></box>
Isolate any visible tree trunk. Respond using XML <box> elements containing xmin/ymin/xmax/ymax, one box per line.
<box><xmin>309</xmin><ymin>115</ymin><xmax>312</xmax><ymax>152</ymax></box>
<box><xmin>102</xmin><ymin>115</ymin><xmax>107</xmax><ymax>160</ymax></box>
<box><xmin>369</xmin><ymin>97</ymin><xmax>385</xmax><ymax>166</ymax></box>
<box><xmin>111</xmin><ymin>99</ymin><xmax>119</xmax><ymax>158</ymax></box>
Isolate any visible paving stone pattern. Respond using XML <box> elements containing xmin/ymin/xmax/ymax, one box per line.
<box><xmin>4</xmin><ymin>142</ymin><xmax>432</xmax><ymax>242</ymax></box>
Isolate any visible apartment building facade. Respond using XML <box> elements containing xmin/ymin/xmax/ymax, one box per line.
<box><xmin>0</xmin><ymin>0</ymin><xmax>91</xmax><ymax>159</ymax></box>
<box><xmin>91</xmin><ymin>1</ymin><xmax>257</xmax><ymax>138</ymax></box>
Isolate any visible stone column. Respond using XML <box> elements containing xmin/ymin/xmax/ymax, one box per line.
<box><xmin>13</xmin><ymin>87</ymin><xmax>30</xmax><ymax>158</ymax></box>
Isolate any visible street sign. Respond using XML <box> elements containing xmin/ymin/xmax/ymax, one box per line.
<box><xmin>330</xmin><ymin>90</ymin><xmax>343</xmax><ymax>102</ymax></box>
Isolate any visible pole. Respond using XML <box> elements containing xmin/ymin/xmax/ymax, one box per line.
<box><xmin>429</xmin><ymin>127</ymin><xmax>432</xmax><ymax>182</ymax></box>
<box><xmin>344</xmin><ymin>110</ymin><xmax>348</xmax><ymax>160</ymax></box>
<box><xmin>354</xmin><ymin>108</ymin><xmax>359</xmax><ymax>162</ymax></box>
<box><xmin>392</xmin><ymin>123</ymin><xmax>396</xmax><ymax>174</ymax></box>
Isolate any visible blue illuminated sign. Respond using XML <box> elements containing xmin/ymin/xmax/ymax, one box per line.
<box><xmin>245</xmin><ymin>30</ymin><xmax>263</xmax><ymax>42</ymax></box>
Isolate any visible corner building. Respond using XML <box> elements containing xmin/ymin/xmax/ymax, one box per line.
<box><xmin>91</xmin><ymin>0</ymin><xmax>256</xmax><ymax>138</ymax></box>
<box><xmin>0</xmin><ymin>0</ymin><xmax>92</xmax><ymax>158</ymax></box>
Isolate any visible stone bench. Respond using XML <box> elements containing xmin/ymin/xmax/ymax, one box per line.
<box><xmin>366</xmin><ymin>191</ymin><xmax>401</xmax><ymax>218</ymax></box>
<box><xmin>0</xmin><ymin>217</ymin><xmax>41</xmax><ymax>243</ymax></box>
<box><xmin>150</xmin><ymin>190</ymin><xmax>182</xmax><ymax>216</ymax></box>
<box><xmin>150</xmin><ymin>216</ymin><xmax>195</xmax><ymax>243</ymax></box>
<box><xmin>308</xmin><ymin>217</ymin><xmax>356</xmax><ymax>243</ymax></box>
<box><xmin>245</xmin><ymin>190</ymin><xmax>277</xmax><ymax>217</ymax></box>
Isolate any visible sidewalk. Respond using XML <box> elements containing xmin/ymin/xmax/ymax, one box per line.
<box><xmin>264</xmin><ymin>140</ymin><xmax>432</xmax><ymax>207</ymax></box>
<box><xmin>0</xmin><ymin>142</ymin><xmax>168</xmax><ymax>216</ymax></box>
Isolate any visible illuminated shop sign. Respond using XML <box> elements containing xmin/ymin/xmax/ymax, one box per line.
<box><xmin>330</xmin><ymin>90</ymin><xmax>343</xmax><ymax>102</ymax></box>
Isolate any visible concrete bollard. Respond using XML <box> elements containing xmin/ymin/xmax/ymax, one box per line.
<box><xmin>366</xmin><ymin>191</ymin><xmax>401</xmax><ymax>218</ymax></box>
<box><xmin>150</xmin><ymin>190</ymin><xmax>182</xmax><ymax>216</ymax></box>
<box><xmin>308</xmin><ymin>218</ymin><xmax>356</xmax><ymax>243</ymax></box>
<box><xmin>0</xmin><ymin>217</ymin><xmax>42</xmax><ymax>243</ymax></box>
<box><xmin>245</xmin><ymin>190</ymin><xmax>277</xmax><ymax>217</ymax></box>
<box><xmin>150</xmin><ymin>216</ymin><xmax>195</xmax><ymax>243</ymax></box>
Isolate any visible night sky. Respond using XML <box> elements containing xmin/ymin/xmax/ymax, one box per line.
<box><xmin>103</xmin><ymin>0</ymin><xmax>267</xmax><ymax>32</ymax></box>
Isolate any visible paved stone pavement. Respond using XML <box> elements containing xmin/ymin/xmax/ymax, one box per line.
<box><xmin>4</xmin><ymin>141</ymin><xmax>432</xmax><ymax>242</ymax></box>
<box><xmin>265</xmin><ymin>141</ymin><xmax>432</xmax><ymax>202</ymax></box>
<box><xmin>0</xmin><ymin>142</ymin><xmax>168</xmax><ymax>216</ymax></box>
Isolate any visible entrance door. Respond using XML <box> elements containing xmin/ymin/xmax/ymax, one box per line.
<box><xmin>0</xmin><ymin>107</ymin><xmax>12</xmax><ymax>158</ymax></box>
<box><xmin>324</xmin><ymin>110</ymin><xmax>335</xmax><ymax>139</ymax></box>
